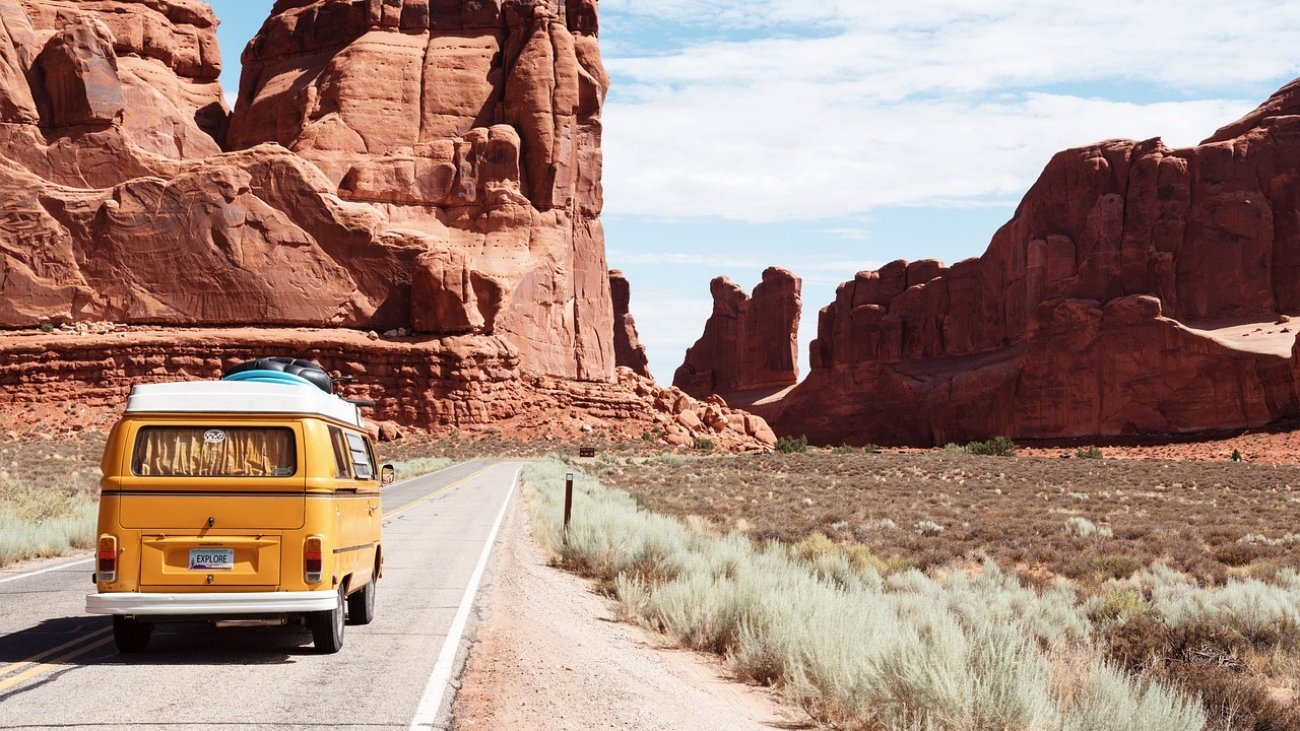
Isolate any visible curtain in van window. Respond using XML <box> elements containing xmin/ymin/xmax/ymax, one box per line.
<box><xmin>328</xmin><ymin>427</ymin><xmax>352</xmax><ymax>479</ymax></box>
<box><xmin>133</xmin><ymin>427</ymin><xmax>296</xmax><ymax>477</ymax></box>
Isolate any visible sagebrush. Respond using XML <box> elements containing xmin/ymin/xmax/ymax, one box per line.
<box><xmin>523</xmin><ymin>459</ymin><xmax>1233</xmax><ymax>731</ymax></box>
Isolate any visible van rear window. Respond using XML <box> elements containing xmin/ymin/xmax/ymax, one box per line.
<box><xmin>132</xmin><ymin>427</ymin><xmax>297</xmax><ymax>478</ymax></box>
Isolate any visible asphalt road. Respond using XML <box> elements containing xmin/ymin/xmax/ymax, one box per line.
<box><xmin>0</xmin><ymin>459</ymin><xmax>523</xmax><ymax>731</ymax></box>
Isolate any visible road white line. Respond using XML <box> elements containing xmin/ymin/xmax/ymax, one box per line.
<box><xmin>408</xmin><ymin>465</ymin><xmax>521</xmax><ymax>731</ymax></box>
<box><xmin>0</xmin><ymin>557</ymin><xmax>93</xmax><ymax>586</ymax></box>
<box><xmin>0</xmin><ymin>463</ymin><xmax>468</xmax><ymax>589</ymax></box>
<box><xmin>383</xmin><ymin>460</ymin><xmax>470</xmax><ymax>491</ymax></box>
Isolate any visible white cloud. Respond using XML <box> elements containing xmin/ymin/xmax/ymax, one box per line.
<box><xmin>600</xmin><ymin>1</ymin><xmax>1300</xmax><ymax>222</ymax></box>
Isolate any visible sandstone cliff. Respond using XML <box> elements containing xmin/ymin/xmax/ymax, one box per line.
<box><xmin>673</xmin><ymin>267</ymin><xmax>800</xmax><ymax>400</ymax></box>
<box><xmin>762</xmin><ymin>81</ymin><xmax>1300</xmax><ymax>445</ymax></box>
<box><xmin>0</xmin><ymin>0</ymin><xmax>780</xmax><ymax>450</ymax></box>
<box><xmin>0</xmin><ymin>0</ymin><xmax>613</xmax><ymax>382</ymax></box>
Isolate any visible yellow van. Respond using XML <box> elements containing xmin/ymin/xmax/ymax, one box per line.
<box><xmin>86</xmin><ymin>358</ymin><xmax>393</xmax><ymax>654</ymax></box>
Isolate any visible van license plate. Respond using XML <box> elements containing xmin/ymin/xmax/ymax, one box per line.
<box><xmin>189</xmin><ymin>548</ymin><xmax>234</xmax><ymax>571</ymax></box>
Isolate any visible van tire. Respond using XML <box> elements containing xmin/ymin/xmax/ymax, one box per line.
<box><xmin>113</xmin><ymin>616</ymin><xmax>152</xmax><ymax>653</ymax></box>
<box><xmin>347</xmin><ymin>576</ymin><xmax>376</xmax><ymax>626</ymax></box>
<box><xmin>311</xmin><ymin>585</ymin><xmax>345</xmax><ymax>653</ymax></box>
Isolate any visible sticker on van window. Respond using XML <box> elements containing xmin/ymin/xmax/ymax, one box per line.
<box><xmin>203</xmin><ymin>429</ymin><xmax>227</xmax><ymax>444</ymax></box>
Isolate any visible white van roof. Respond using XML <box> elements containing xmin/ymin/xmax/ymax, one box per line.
<box><xmin>125</xmin><ymin>381</ymin><xmax>365</xmax><ymax>428</ymax></box>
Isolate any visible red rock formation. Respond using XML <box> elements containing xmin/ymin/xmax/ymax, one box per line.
<box><xmin>0</xmin><ymin>0</ymin><xmax>780</xmax><ymax>449</ymax></box>
<box><xmin>226</xmin><ymin>0</ymin><xmax>613</xmax><ymax>380</ymax></box>
<box><xmin>674</xmin><ymin>267</ymin><xmax>800</xmax><ymax>400</ymax></box>
<box><xmin>0</xmin><ymin>328</ymin><xmax>776</xmax><ymax>451</ymax></box>
<box><xmin>765</xmin><ymin>81</ymin><xmax>1300</xmax><ymax>445</ymax></box>
<box><xmin>0</xmin><ymin>0</ymin><xmax>614</xmax><ymax>383</ymax></box>
<box><xmin>609</xmin><ymin>269</ymin><xmax>650</xmax><ymax>378</ymax></box>
<box><xmin>19</xmin><ymin>0</ymin><xmax>227</xmax><ymax>155</ymax></box>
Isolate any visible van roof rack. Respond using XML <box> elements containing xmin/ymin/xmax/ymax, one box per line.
<box><xmin>223</xmin><ymin>357</ymin><xmax>333</xmax><ymax>394</ymax></box>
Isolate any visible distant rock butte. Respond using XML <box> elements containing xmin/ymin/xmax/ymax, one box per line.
<box><xmin>753</xmin><ymin>80</ymin><xmax>1300</xmax><ymax>445</ymax></box>
<box><xmin>0</xmin><ymin>0</ymin><xmax>613</xmax><ymax>382</ymax></box>
<box><xmin>610</xmin><ymin>270</ymin><xmax>651</xmax><ymax>379</ymax></box>
<box><xmin>674</xmin><ymin>267</ymin><xmax>801</xmax><ymax>400</ymax></box>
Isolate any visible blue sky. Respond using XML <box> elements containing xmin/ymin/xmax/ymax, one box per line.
<box><xmin>207</xmin><ymin>0</ymin><xmax>1300</xmax><ymax>383</ymax></box>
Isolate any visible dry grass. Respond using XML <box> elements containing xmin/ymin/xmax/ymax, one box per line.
<box><xmin>591</xmin><ymin>451</ymin><xmax>1300</xmax><ymax>587</ymax></box>
<box><xmin>524</xmin><ymin>459</ymin><xmax>1219</xmax><ymax>731</ymax></box>
<box><xmin>573</xmin><ymin>450</ymin><xmax>1300</xmax><ymax>730</ymax></box>
<box><xmin>0</xmin><ymin>434</ymin><xmax>104</xmax><ymax>566</ymax></box>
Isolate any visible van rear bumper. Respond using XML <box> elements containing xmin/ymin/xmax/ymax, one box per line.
<box><xmin>87</xmin><ymin>590</ymin><xmax>337</xmax><ymax>616</ymax></box>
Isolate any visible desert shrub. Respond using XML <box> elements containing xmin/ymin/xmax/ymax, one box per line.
<box><xmin>1068</xmin><ymin>554</ymin><xmax>1141</xmax><ymax>582</ymax></box>
<box><xmin>521</xmin><ymin>460</ymin><xmax>1205</xmax><ymax>731</ymax></box>
<box><xmin>830</xmin><ymin>444</ymin><xmax>858</xmax><ymax>454</ymax></box>
<box><xmin>1215</xmin><ymin>541</ymin><xmax>1263</xmax><ymax>567</ymax></box>
<box><xmin>1161</xmin><ymin>661</ymin><xmax>1300</xmax><ymax>731</ymax></box>
<box><xmin>1062</xmin><ymin>662</ymin><xmax>1207</xmax><ymax>731</ymax></box>
<box><xmin>1149</xmin><ymin>578</ymin><xmax>1300</xmax><ymax>649</ymax></box>
<box><xmin>792</xmin><ymin>533</ymin><xmax>890</xmax><ymax>579</ymax></box>
<box><xmin>1105</xmin><ymin>612</ymin><xmax>1297</xmax><ymax>731</ymax></box>
<box><xmin>1090</xmin><ymin>587</ymin><xmax>1149</xmax><ymax>625</ymax></box>
<box><xmin>1066</xmin><ymin>516</ymin><xmax>1115</xmax><ymax>539</ymax></box>
<box><xmin>775</xmin><ymin>434</ymin><xmax>809</xmax><ymax>454</ymax></box>
<box><xmin>915</xmin><ymin>519</ymin><xmax>945</xmax><ymax>537</ymax></box>
<box><xmin>1076</xmin><ymin>445</ymin><xmax>1104</xmax><ymax>459</ymax></box>
<box><xmin>961</xmin><ymin>436</ymin><xmax>1018</xmax><ymax>456</ymax></box>
<box><xmin>641</xmin><ymin>453</ymin><xmax>699</xmax><ymax>469</ymax></box>
<box><xmin>1204</xmin><ymin>528</ymin><xmax>1241</xmax><ymax>546</ymax></box>
<box><xmin>0</xmin><ymin>479</ymin><xmax>98</xmax><ymax>566</ymax></box>
<box><xmin>693</xmin><ymin>437</ymin><xmax>715</xmax><ymax>452</ymax></box>
<box><xmin>1278</xmin><ymin>569</ymin><xmax>1300</xmax><ymax>590</ymax></box>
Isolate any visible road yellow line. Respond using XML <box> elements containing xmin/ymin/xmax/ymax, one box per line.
<box><xmin>0</xmin><ymin>634</ymin><xmax>114</xmax><ymax>693</ymax></box>
<box><xmin>0</xmin><ymin>625</ymin><xmax>113</xmax><ymax>680</ymax></box>
<box><xmin>0</xmin><ymin>464</ymin><xmax>492</xmax><ymax>694</ymax></box>
<box><xmin>385</xmin><ymin>465</ymin><xmax>494</xmax><ymax>522</ymax></box>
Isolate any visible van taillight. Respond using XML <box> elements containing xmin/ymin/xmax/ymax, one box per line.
<box><xmin>304</xmin><ymin>536</ymin><xmax>323</xmax><ymax>584</ymax></box>
<box><xmin>97</xmin><ymin>535</ymin><xmax>117</xmax><ymax>583</ymax></box>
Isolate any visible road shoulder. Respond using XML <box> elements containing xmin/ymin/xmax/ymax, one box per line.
<box><xmin>451</xmin><ymin>496</ymin><xmax>812</xmax><ymax>731</ymax></box>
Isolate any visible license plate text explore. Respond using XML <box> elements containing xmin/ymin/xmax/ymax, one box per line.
<box><xmin>189</xmin><ymin>548</ymin><xmax>234</xmax><ymax>571</ymax></box>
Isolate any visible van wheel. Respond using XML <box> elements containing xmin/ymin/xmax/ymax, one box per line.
<box><xmin>311</xmin><ymin>585</ymin><xmax>345</xmax><ymax>653</ymax></box>
<box><xmin>347</xmin><ymin>576</ymin><xmax>376</xmax><ymax>626</ymax></box>
<box><xmin>113</xmin><ymin>616</ymin><xmax>152</xmax><ymax>653</ymax></box>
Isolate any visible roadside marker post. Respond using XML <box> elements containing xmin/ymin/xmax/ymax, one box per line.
<box><xmin>564</xmin><ymin>472</ymin><xmax>574</xmax><ymax>533</ymax></box>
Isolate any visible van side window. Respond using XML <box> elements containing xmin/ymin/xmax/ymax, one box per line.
<box><xmin>132</xmin><ymin>427</ymin><xmax>296</xmax><ymax>477</ymax></box>
<box><xmin>328</xmin><ymin>427</ymin><xmax>351</xmax><ymax>479</ymax></box>
<box><xmin>345</xmin><ymin>432</ymin><xmax>375</xmax><ymax>480</ymax></box>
